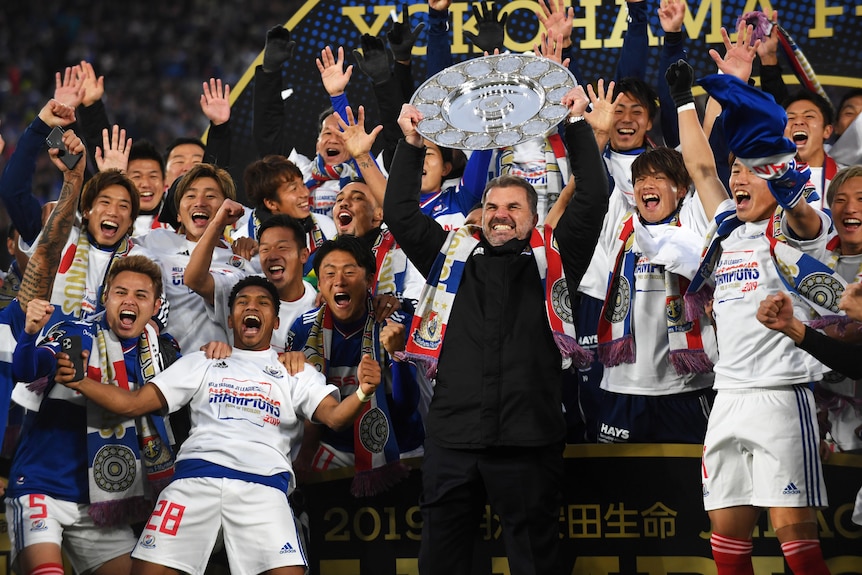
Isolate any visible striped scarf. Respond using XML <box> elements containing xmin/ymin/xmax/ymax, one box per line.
<box><xmin>303</xmin><ymin>299</ymin><xmax>408</xmax><ymax>496</ymax></box>
<box><xmin>400</xmin><ymin>226</ymin><xmax>591</xmax><ymax>378</ymax></box>
<box><xmin>597</xmin><ymin>213</ymin><xmax>713</xmax><ymax>374</ymax></box>
<box><xmin>686</xmin><ymin>205</ymin><xmax>846</xmax><ymax>321</ymax></box>
<box><xmin>87</xmin><ymin>322</ymin><xmax>175</xmax><ymax>526</ymax></box>
<box><xmin>306</xmin><ymin>155</ymin><xmax>360</xmax><ymax>215</ymax></box>
<box><xmin>52</xmin><ymin>226</ymin><xmax>131</xmax><ymax>318</ymax></box>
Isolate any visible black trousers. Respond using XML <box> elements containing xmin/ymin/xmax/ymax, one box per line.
<box><xmin>418</xmin><ymin>441</ymin><xmax>564</xmax><ymax>575</ymax></box>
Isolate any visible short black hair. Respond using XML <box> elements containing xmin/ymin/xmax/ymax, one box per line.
<box><xmin>128</xmin><ymin>140</ymin><xmax>166</xmax><ymax>176</ymax></box>
<box><xmin>613</xmin><ymin>77</ymin><xmax>659</xmax><ymax>121</ymax></box>
<box><xmin>165</xmin><ymin>137</ymin><xmax>205</xmax><ymax>160</ymax></box>
<box><xmin>631</xmin><ymin>147</ymin><xmax>692</xmax><ymax>192</ymax></box>
<box><xmin>257</xmin><ymin>214</ymin><xmax>308</xmax><ymax>248</ymax></box>
<box><xmin>838</xmin><ymin>88</ymin><xmax>862</xmax><ymax>112</ymax></box>
<box><xmin>318</xmin><ymin>106</ymin><xmax>335</xmax><ymax>130</ymax></box>
<box><xmin>312</xmin><ymin>235</ymin><xmax>376</xmax><ymax>279</ymax></box>
<box><xmin>228</xmin><ymin>275</ymin><xmax>281</xmax><ymax>316</ymax></box>
<box><xmin>782</xmin><ymin>89</ymin><xmax>834</xmax><ymax>126</ymax></box>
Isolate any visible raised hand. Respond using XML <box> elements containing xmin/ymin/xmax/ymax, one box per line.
<box><xmin>48</xmin><ymin>127</ymin><xmax>86</xmax><ymax>175</ymax></box>
<box><xmin>53</xmin><ymin>65</ymin><xmax>84</xmax><ymax>108</ymax></box>
<box><xmin>262</xmin><ymin>25</ymin><xmax>296</xmax><ymax>72</ymax></box>
<box><xmin>24</xmin><ymin>299</ymin><xmax>55</xmax><ymax>335</ymax></box>
<box><xmin>79</xmin><ymin>61</ymin><xmax>105</xmax><ymax>106</ymax></box>
<box><xmin>95</xmin><ymin>125</ymin><xmax>132</xmax><ymax>173</ymax></box>
<box><xmin>534</xmin><ymin>31</ymin><xmax>569</xmax><ymax>68</ymax></box>
<box><xmin>561</xmin><ymin>84</ymin><xmax>590</xmax><ymax>117</ymax></box>
<box><xmin>658</xmin><ymin>0</ymin><xmax>685</xmax><ymax>33</ymax></box>
<box><xmin>755</xmin><ymin>10</ymin><xmax>780</xmax><ymax>66</ymax></box>
<box><xmin>397</xmin><ymin>103</ymin><xmax>424</xmax><ymax>147</ymax></box>
<box><xmin>665</xmin><ymin>59</ymin><xmax>695</xmax><ymax>108</ymax></box>
<box><xmin>38</xmin><ymin>99</ymin><xmax>76</xmax><ymax>128</ymax></box>
<box><xmin>334</xmin><ymin>106</ymin><xmax>384</xmax><ymax>159</ymax></box>
<box><xmin>353</xmin><ymin>34</ymin><xmax>391</xmax><ymax>85</ymax></box>
<box><xmin>709</xmin><ymin>21</ymin><xmax>759</xmax><ymax>82</ymax></box>
<box><xmin>317</xmin><ymin>46</ymin><xmax>353</xmax><ymax>97</ymax></box>
<box><xmin>200</xmin><ymin>77</ymin><xmax>231</xmax><ymax>126</ymax></box>
<box><xmin>464</xmin><ymin>2</ymin><xmax>507</xmax><ymax>53</ymax></box>
<box><xmin>584</xmin><ymin>79</ymin><xmax>620</xmax><ymax>139</ymax></box>
<box><xmin>387</xmin><ymin>3</ymin><xmax>426</xmax><ymax>63</ymax></box>
<box><xmin>538</xmin><ymin>0</ymin><xmax>574</xmax><ymax>49</ymax></box>
<box><xmin>356</xmin><ymin>354</ymin><xmax>382</xmax><ymax>392</ymax></box>
<box><xmin>380</xmin><ymin>321</ymin><xmax>407</xmax><ymax>355</ymax></box>
<box><xmin>428</xmin><ymin>0</ymin><xmax>453</xmax><ymax>11</ymax></box>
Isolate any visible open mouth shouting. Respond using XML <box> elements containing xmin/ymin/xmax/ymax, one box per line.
<box><xmin>734</xmin><ymin>189</ymin><xmax>751</xmax><ymax>210</ymax></box>
<box><xmin>118</xmin><ymin>309</ymin><xmax>138</xmax><ymax>330</ymax></box>
<box><xmin>191</xmin><ymin>210</ymin><xmax>211</xmax><ymax>226</ymax></box>
<box><xmin>336</xmin><ymin>209</ymin><xmax>354</xmax><ymax>233</ymax></box>
<box><xmin>333</xmin><ymin>291</ymin><xmax>351</xmax><ymax>309</ymax></box>
<box><xmin>242</xmin><ymin>313</ymin><xmax>262</xmax><ymax>335</ymax></box>
<box><xmin>266</xmin><ymin>263</ymin><xmax>286</xmax><ymax>282</ymax></box>
<box><xmin>791</xmin><ymin>130</ymin><xmax>809</xmax><ymax>147</ymax></box>
<box><xmin>100</xmin><ymin>219</ymin><xmax>120</xmax><ymax>240</ymax></box>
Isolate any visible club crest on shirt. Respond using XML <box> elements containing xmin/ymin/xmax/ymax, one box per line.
<box><xmin>264</xmin><ymin>365</ymin><xmax>283</xmax><ymax>378</ymax></box>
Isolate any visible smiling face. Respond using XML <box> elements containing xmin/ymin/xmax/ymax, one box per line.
<box><xmin>104</xmin><ymin>270</ymin><xmax>161</xmax><ymax>340</ymax></box>
<box><xmin>421</xmin><ymin>140</ymin><xmax>452</xmax><ymax>194</ymax></box>
<box><xmin>333</xmin><ymin>182</ymin><xmax>382</xmax><ymax>237</ymax></box>
<box><xmin>165</xmin><ymin>143</ymin><xmax>204</xmax><ymax>185</ymax></box>
<box><xmin>317</xmin><ymin>249</ymin><xmax>372</xmax><ymax>323</ymax></box>
<box><xmin>85</xmin><ymin>185</ymin><xmax>134</xmax><ymax>246</ymax></box>
<box><xmin>784</xmin><ymin>99</ymin><xmax>832</xmax><ymax>166</ymax></box>
<box><xmin>482</xmin><ymin>185</ymin><xmax>538</xmax><ymax>247</ymax></box>
<box><xmin>315</xmin><ymin>114</ymin><xmax>350</xmax><ymax>166</ymax></box>
<box><xmin>258</xmin><ymin>225</ymin><xmax>308</xmax><ymax>291</ymax></box>
<box><xmin>830</xmin><ymin>176</ymin><xmax>862</xmax><ymax>255</ymax></box>
<box><xmin>263</xmin><ymin>175</ymin><xmax>311</xmax><ymax>219</ymax></box>
<box><xmin>227</xmin><ymin>284</ymin><xmax>279</xmax><ymax>351</ymax></box>
<box><xmin>729</xmin><ymin>160</ymin><xmax>777</xmax><ymax>222</ymax></box>
<box><xmin>609</xmin><ymin>93</ymin><xmax>653</xmax><ymax>152</ymax></box>
<box><xmin>177</xmin><ymin>176</ymin><xmax>226</xmax><ymax>242</ymax></box>
<box><xmin>633</xmin><ymin>170</ymin><xmax>686</xmax><ymax>223</ymax></box>
<box><xmin>128</xmin><ymin>158</ymin><xmax>166</xmax><ymax>212</ymax></box>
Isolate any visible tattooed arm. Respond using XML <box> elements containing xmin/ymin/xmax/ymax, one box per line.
<box><xmin>17</xmin><ymin>129</ymin><xmax>87</xmax><ymax>310</ymax></box>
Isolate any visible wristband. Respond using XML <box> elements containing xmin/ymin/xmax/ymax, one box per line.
<box><xmin>677</xmin><ymin>102</ymin><xmax>696</xmax><ymax>113</ymax></box>
<box><xmin>566</xmin><ymin>115</ymin><xmax>585</xmax><ymax>124</ymax></box>
<box><xmin>356</xmin><ymin>386</ymin><xmax>374</xmax><ymax>403</ymax></box>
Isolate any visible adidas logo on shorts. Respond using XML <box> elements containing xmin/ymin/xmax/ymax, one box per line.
<box><xmin>280</xmin><ymin>541</ymin><xmax>296</xmax><ymax>554</ymax></box>
<box><xmin>783</xmin><ymin>482</ymin><xmax>801</xmax><ymax>495</ymax></box>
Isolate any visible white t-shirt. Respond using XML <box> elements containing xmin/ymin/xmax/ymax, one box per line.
<box><xmin>152</xmin><ymin>349</ymin><xmax>338</xmax><ymax>492</ymax></box>
<box><xmin>134</xmin><ymin>229</ymin><xmax>252</xmax><ymax>353</ymax></box>
<box><xmin>213</xmin><ymin>278</ymin><xmax>318</xmax><ymax>353</ymax></box>
<box><xmin>711</xmin><ymin>200</ymin><xmax>832</xmax><ymax>389</ymax></box>
<box><xmin>599</xmin><ymin>192</ymin><xmax>715</xmax><ymax>395</ymax></box>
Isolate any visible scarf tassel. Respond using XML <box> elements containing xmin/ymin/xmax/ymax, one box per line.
<box><xmin>89</xmin><ymin>495</ymin><xmax>153</xmax><ymax>527</ymax></box>
<box><xmin>553</xmin><ymin>332</ymin><xmax>594</xmax><ymax>369</ymax></box>
<box><xmin>684</xmin><ymin>286</ymin><xmax>714</xmax><ymax>323</ymax></box>
<box><xmin>669</xmin><ymin>349</ymin><xmax>714</xmax><ymax>375</ymax></box>
<box><xmin>808</xmin><ymin>315</ymin><xmax>854</xmax><ymax>332</ymax></box>
<box><xmin>395</xmin><ymin>351</ymin><xmax>439</xmax><ymax>380</ymax></box>
<box><xmin>597</xmin><ymin>335</ymin><xmax>636</xmax><ymax>367</ymax></box>
<box><xmin>350</xmin><ymin>460</ymin><xmax>411</xmax><ymax>497</ymax></box>
<box><xmin>25</xmin><ymin>376</ymin><xmax>51</xmax><ymax>395</ymax></box>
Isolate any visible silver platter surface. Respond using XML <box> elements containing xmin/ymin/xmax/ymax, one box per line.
<box><xmin>410</xmin><ymin>54</ymin><xmax>576</xmax><ymax>150</ymax></box>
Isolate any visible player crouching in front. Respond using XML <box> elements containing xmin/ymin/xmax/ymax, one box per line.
<box><xmin>55</xmin><ymin>275</ymin><xmax>378</xmax><ymax>575</ymax></box>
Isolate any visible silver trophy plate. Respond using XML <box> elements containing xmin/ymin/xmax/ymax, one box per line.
<box><xmin>410</xmin><ymin>54</ymin><xmax>576</xmax><ymax>151</ymax></box>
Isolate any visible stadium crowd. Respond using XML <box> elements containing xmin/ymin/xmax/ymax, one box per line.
<box><xmin>0</xmin><ymin>0</ymin><xmax>860</xmax><ymax>574</ymax></box>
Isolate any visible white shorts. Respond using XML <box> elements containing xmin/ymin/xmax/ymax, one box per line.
<box><xmin>702</xmin><ymin>385</ymin><xmax>828</xmax><ymax>511</ymax></box>
<box><xmin>131</xmin><ymin>476</ymin><xmax>306</xmax><ymax>575</ymax></box>
<box><xmin>5</xmin><ymin>494</ymin><xmax>136</xmax><ymax>574</ymax></box>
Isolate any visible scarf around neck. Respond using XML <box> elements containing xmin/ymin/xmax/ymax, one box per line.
<box><xmin>302</xmin><ymin>298</ymin><xmax>408</xmax><ymax>496</ymax></box>
<box><xmin>399</xmin><ymin>225</ymin><xmax>591</xmax><ymax>379</ymax></box>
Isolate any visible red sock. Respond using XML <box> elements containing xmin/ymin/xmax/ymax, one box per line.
<box><xmin>29</xmin><ymin>564</ymin><xmax>65</xmax><ymax>575</ymax></box>
<box><xmin>711</xmin><ymin>533</ymin><xmax>755</xmax><ymax>575</ymax></box>
<box><xmin>781</xmin><ymin>539</ymin><xmax>831</xmax><ymax>575</ymax></box>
